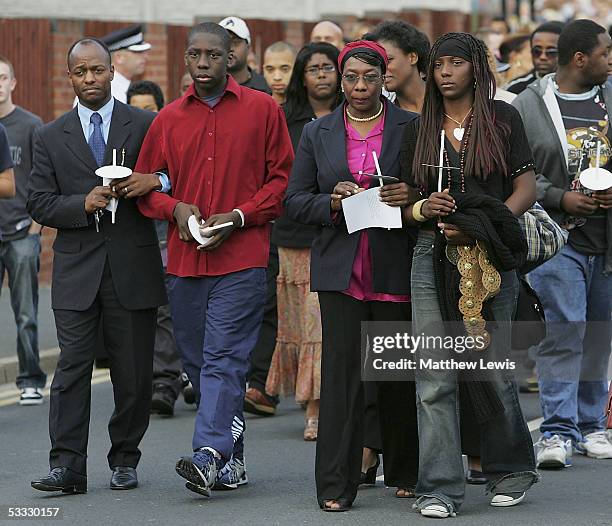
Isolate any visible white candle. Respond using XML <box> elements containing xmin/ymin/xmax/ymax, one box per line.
<box><xmin>438</xmin><ymin>129</ymin><xmax>445</xmax><ymax>193</ymax></box>
<box><xmin>595</xmin><ymin>141</ymin><xmax>601</xmax><ymax>174</ymax></box>
<box><xmin>112</xmin><ymin>149</ymin><xmax>117</xmax><ymax>223</ymax></box>
<box><xmin>372</xmin><ymin>150</ymin><xmax>383</xmax><ymax>187</ymax></box>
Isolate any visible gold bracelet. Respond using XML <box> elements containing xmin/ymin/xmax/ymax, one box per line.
<box><xmin>412</xmin><ymin>199</ymin><xmax>428</xmax><ymax>222</ymax></box>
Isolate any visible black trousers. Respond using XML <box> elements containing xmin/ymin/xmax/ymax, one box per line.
<box><xmin>316</xmin><ymin>292</ymin><xmax>418</xmax><ymax>505</ymax></box>
<box><xmin>247</xmin><ymin>243</ymin><xmax>279</xmax><ymax>397</ymax></box>
<box><xmin>49</xmin><ymin>262</ymin><xmax>156</xmax><ymax>476</ymax></box>
<box><xmin>152</xmin><ymin>273</ymin><xmax>181</xmax><ymax>397</ymax></box>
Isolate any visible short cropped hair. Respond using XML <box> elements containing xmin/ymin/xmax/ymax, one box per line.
<box><xmin>364</xmin><ymin>21</ymin><xmax>431</xmax><ymax>75</ymax></box>
<box><xmin>531</xmin><ymin>21</ymin><xmax>565</xmax><ymax>42</ymax></box>
<box><xmin>264</xmin><ymin>41</ymin><xmax>296</xmax><ymax>56</ymax></box>
<box><xmin>558</xmin><ymin>19</ymin><xmax>607</xmax><ymax>66</ymax></box>
<box><xmin>67</xmin><ymin>38</ymin><xmax>111</xmax><ymax>69</ymax></box>
<box><xmin>187</xmin><ymin>22</ymin><xmax>231</xmax><ymax>52</ymax></box>
<box><xmin>127</xmin><ymin>80</ymin><xmax>164</xmax><ymax>110</ymax></box>
<box><xmin>0</xmin><ymin>55</ymin><xmax>15</xmax><ymax>79</ymax></box>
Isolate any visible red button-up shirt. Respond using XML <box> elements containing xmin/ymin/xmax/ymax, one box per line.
<box><xmin>136</xmin><ymin>76</ymin><xmax>293</xmax><ymax>277</ymax></box>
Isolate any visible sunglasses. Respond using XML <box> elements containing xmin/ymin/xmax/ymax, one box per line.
<box><xmin>531</xmin><ymin>47</ymin><xmax>558</xmax><ymax>58</ymax></box>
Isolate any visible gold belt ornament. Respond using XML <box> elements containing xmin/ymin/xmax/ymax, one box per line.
<box><xmin>446</xmin><ymin>242</ymin><xmax>501</xmax><ymax>350</ymax></box>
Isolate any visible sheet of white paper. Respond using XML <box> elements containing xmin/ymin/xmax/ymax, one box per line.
<box><xmin>341</xmin><ymin>187</ymin><xmax>402</xmax><ymax>234</ymax></box>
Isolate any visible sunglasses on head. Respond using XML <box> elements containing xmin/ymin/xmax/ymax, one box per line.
<box><xmin>531</xmin><ymin>47</ymin><xmax>558</xmax><ymax>58</ymax></box>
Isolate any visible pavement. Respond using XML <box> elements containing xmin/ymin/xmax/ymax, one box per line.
<box><xmin>0</xmin><ymin>379</ymin><xmax>611</xmax><ymax>526</ymax></box>
<box><xmin>0</xmin><ymin>287</ymin><xmax>610</xmax><ymax>525</ymax></box>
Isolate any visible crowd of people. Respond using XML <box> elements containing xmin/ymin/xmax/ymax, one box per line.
<box><xmin>0</xmin><ymin>9</ymin><xmax>610</xmax><ymax>519</ymax></box>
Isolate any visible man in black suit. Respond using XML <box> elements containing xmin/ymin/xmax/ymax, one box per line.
<box><xmin>28</xmin><ymin>38</ymin><xmax>167</xmax><ymax>494</ymax></box>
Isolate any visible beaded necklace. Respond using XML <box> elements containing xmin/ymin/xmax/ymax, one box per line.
<box><xmin>442</xmin><ymin>112</ymin><xmax>474</xmax><ymax>194</ymax></box>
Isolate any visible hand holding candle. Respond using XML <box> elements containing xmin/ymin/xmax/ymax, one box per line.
<box><xmin>95</xmin><ymin>148</ymin><xmax>133</xmax><ymax>225</ymax></box>
<box><xmin>579</xmin><ymin>140</ymin><xmax>612</xmax><ymax>191</ymax></box>
<box><xmin>438</xmin><ymin>129</ymin><xmax>445</xmax><ymax>193</ymax></box>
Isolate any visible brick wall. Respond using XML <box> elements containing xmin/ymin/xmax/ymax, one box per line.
<box><xmin>1</xmin><ymin>9</ymin><xmax>469</xmax><ymax>286</ymax></box>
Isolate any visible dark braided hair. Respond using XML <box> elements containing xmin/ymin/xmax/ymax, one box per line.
<box><xmin>413</xmin><ymin>32</ymin><xmax>509</xmax><ymax>188</ymax></box>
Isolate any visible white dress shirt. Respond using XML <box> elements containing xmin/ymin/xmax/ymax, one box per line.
<box><xmin>77</xmin><ymin>97</ymin><xmax>115</xmax><ymax>143</ymax></box>
<box><xmin>111</xmin><ymin>71</ymin><xmax>131</xmax><ymax>104</ymax></box>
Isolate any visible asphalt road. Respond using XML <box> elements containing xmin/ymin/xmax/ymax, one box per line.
<box><xmin>0</xmin><ymin>380</ymin><xmax>610</xmax><ymax>526</ymax></box>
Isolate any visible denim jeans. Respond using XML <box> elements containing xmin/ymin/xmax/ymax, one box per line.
<box><xmin>0</xmin><ymin>234</ymin><xmax>46</xmax><ymax>389</ymax></box>
<box><xmin>528</xmin><ymin>243</ymin><xmax>612</xmax><ymax>443</ymax></box>
<box><xmin>411</xmin><ymin>232</ymin><xmax>536</xmax><ymax>513</ymax></box>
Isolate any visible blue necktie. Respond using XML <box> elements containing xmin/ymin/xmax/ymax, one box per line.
<box><xmin>88</xmin><ymin>112</ymin><xmax>106</xmax><ymax>167</ymax></box>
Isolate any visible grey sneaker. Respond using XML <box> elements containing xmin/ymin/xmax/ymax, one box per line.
<box><xmin>19</xmin><ymin>387</ymin><xmax>44</xmax><ymax>406</ymax></box>
<box><xmin>175</xmin><ymin>448</ymin><xmax>221</xmax><ymax>497</ymax></box>
<box><xmin>535</xmin><ymin>433</ymin><xmax>572</xmax><ymax>469</ymax></box>
<box><xmin>213</xmin><ymin>456</ymin><xmax>248</xmax><ymax>490</ymax></box>
<box><xmin>575</xmin><ymin>431</ymin><xmax>612</xmax><ymax>459</ymax></box>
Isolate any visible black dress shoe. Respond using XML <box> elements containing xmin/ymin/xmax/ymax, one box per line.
<box><xmin>110</xmin><ymin>467</ymin><xmax>138</xmax><ymax>490</ymax></box>
<box><xmin>31</xmin><ymin>467</ymin><xmax>87</xmax><ymax>494</ymax></box>
<box><xmin>465</xmin><ymin>469</ymin><xmax>488</xmax><ymax>485</ymax></box>
<box><xmin>151</xmin><ymin>384</ymin><xmax>176</xmax><ymax>416</ymax></box>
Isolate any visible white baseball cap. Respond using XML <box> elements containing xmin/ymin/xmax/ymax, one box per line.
<box><xmin>218</xmin><ymin>16</ymin><xmax>251</xmax><ymax>45</ymax></box>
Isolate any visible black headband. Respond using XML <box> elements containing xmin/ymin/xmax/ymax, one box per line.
<box><xmin>434</xmin><ymin>37</ymin><xmax>472</xmax><ymax>62</ymax></box>
<box><xmin>340</xmin><ymin>48</ymin><xmax>387</xmax><ymax>75</ymax></box>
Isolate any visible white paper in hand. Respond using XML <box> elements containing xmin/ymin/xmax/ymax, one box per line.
<box><xmin>341</xmin><ymin>187</ymin><xmax>402</xmax><ymax>234</ymax></box>
<box><xmin>188</xmin><ymin>215</ymin><xmax>213</xmax><ymax>247</ymax></box>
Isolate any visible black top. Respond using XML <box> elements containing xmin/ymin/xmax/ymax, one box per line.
<box><xmin>0</xmin><ymin>107</ymin><xmax>43</xmax><ymax>241</ymax></box>
<box><xmin>27</xmin><ymin>101</ymin><xmax>167</xmax><ymax>311</ymax></box>
<box><xmin>556</xmin><ymin>89</ymin><xmax>611</xmax><ymax>255</ymax></box>
<box><xmin>285</xmin><ymin>100</ymin><xmax>419</xmax><ymax>294</ymax></box>
<box><xmin>242</xmin><ymin>68</ymin><xmax>272</xmax><ymax>95</ymax></box>
<box><xmin>0</xmin><ymin>123</ymin><xmax>12</xmax><ymax>172</ymax></box>
<box><xmin>506</xmin><ymin>70</ymin><xmax>537</xmax><ymax>95</ymax></box>
<box><xmin>271</xmin><ymin>104</ymin><xmax>320</xmax><ymax>248</ymax></box>
<box><xmin>399</xmin><ymin>100</ymin><xmax>535</xmax><ymax>210</ymax></box>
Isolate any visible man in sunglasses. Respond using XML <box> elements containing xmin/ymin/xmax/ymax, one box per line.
<box><xmin>507</xmin><ymin>21</ymin><xmax>565</xmax><ymax>95</ymax></box>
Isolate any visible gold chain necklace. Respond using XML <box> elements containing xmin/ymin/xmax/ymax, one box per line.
<box><xmin>443</xmin><ymin>107</ymin><xmax>472</xmax><ymax>141</ymax></box>
<box><xmin>346</xmin><ymin>103</ymin><xmax>383</xmax><ymax>122</ymax></box>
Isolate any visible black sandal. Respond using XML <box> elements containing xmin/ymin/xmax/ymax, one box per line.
<box><xmin>321</xmin><ymin>498</ymin><xmax>352</xmax><ymax>512</ymax></box>
<box><xmin>359</xmin><ymin>455</ymin><xmax>380</xmax><ymax>485</ymax></box>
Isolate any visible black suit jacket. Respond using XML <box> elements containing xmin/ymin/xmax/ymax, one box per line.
<box><xmin>27</xmin><ymin>99</ymin><xmax>167</xmax><ymax>311</ymax></box>
<box><xmin>285</xmin><ymin>100</ymin><xmax>418</xmax><ymax>295</ymax></box>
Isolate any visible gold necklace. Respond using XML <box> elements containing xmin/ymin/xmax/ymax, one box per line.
<box><xmin>346</xmin><ymin>103</ymin><xmax>383</xmax><ymax>122</ymax></box>
<box><xmin>443</xmin><ymin>107</ymin><xmax>472</xmax><ymax>141</ymax></box>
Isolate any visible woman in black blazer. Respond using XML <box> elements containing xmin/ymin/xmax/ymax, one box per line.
<box><xmin>285</xmin><ymin>40</ymin><xmax>419</xmax><ymax>512</ymax></box>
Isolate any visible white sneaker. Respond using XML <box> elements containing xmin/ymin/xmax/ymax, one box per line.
<box><xmin>420</xmin><ymin>504</ymin><xmax>451</xmax><ymax>519</ymax></box>
<box><xmin>575</xmin><ymin>431</ymin><xmax>612</xmax><ymax>459</ymax></box>
<box><xmin>535</xmin><ymin>433</ymin><xmax>572</xmax><ymax>469</ymax></box>
<box><xmin>19</xmin><ymin>387</ymin><xmax>44</xmax><ymax>406</ymax></box>
<box><xmin>490</xmin><ymin>492</ymin><xmax>525</xmax><ymax>507</ymax></box>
